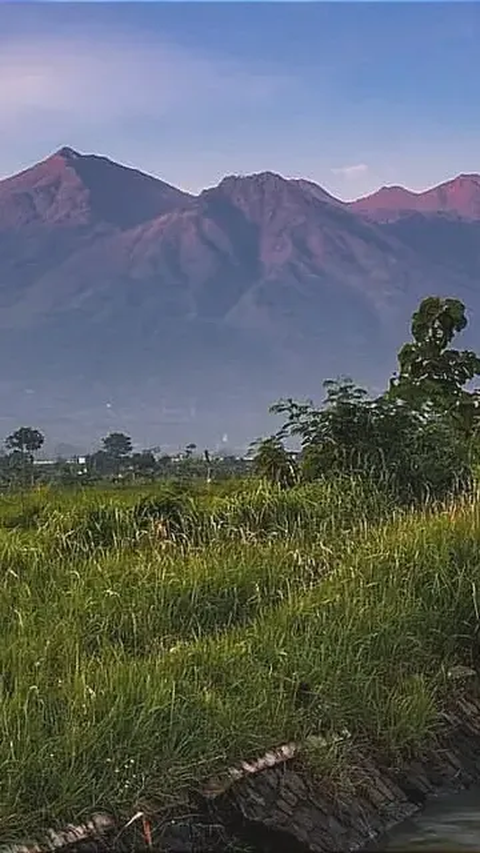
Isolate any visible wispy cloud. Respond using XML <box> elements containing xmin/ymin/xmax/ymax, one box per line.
<box><xmin>0</xmin><ymin>29</ymin><xmax>293</xmax><ymax>139</ymax></box>
<box><xmin>331</xmin><ymin>163</ymin><xmax>369</xmax><ymax>179</ymax></box>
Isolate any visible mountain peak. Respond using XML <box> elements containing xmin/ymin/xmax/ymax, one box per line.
<box><xmin>0</xmin><ymin>148</ymin><xmax>192</xmax><ymax>230</ymax></box>
<box><xmin>2</xmin><ymin>147</ymin><xmax>480</xmax><ymax>448</ymax></box>
<box><xmin>217</xmin><ymin>170</ymin><xmax>287</xmax><ymax>189</ymax></box>
<box><xmin>450</xmin><ymin>172</ymin><xmax>480</xmax><ymax>183</ymax></box>
<box><xmin>349</xmin><ymin>172</ymin><xmax>480</xmax><ymax>222</ymax></box>
<box><xmin>54</xmin><ymin>146</ymin><xmax>82</xmax><ymax>160</ymax></box>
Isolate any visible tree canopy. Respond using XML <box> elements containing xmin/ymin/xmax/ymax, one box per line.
<box><xmin>5</xmin><ymin>427</ymin><xmax>44</xmax><ymax>455</ymax></box>
<box><xmin>101</xmin><ymin>432</ymin><xmax>133</xmax><ymax>459</ymax></box>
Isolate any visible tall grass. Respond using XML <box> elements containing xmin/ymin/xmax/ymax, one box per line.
<box><xmin>1</xmin><ymin>477</ymin><xmax>479</xmax><ymax>841</ymax></box>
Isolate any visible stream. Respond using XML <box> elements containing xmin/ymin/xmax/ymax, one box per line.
<box><xmin>383</xmin><ymin>787</ymin><xmax>480</xmax><ymax>849</ymax></box>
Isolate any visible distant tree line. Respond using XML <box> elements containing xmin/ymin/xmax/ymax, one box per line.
<box><xmin>3</xmin><ymin>296</ymin><xmax>480</xmax><ymax>503</ymax></box>
<box><xmin>0</xmin><ymin>428</ymin><xmax>250</xmax><ymax>489</ymax></box>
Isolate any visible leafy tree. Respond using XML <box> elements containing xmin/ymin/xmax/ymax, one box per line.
<box><xmin>5</xmin><ymin>426</ymin><xmax>44</xmax><ymax>456</ymax></box>
<box><xmin>271</xmin><ymin>371</ymin><xmax>472</xmax><ymax>503</ymax></box>
<box><xmin>251</xmin><ymin>436</ymin><xmax>298</xmax><ymax>488</ymax></box>
<box><xmin>389</xmin><ymin>296</ymin><xmax>480</xmax><ymax>438</ymax></box>
<box><xmin>4</xmin><ymin>427</ymin><xmax>45</xmax><ymax>488</ymax></box>
<box><xmin>101</xmin><ymin>432</ymin><xmax>132</xmax><ymax>459</ymax></box>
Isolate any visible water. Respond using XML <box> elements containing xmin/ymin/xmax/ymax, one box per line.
<box><xmin>384</xmin><ymin>787</ymin><xmax>480</xmax><ymax>850</ymax></box>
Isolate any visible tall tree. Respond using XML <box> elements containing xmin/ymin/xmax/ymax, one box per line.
<box><xmin>101</xmin><ymin>432</ymin><xmax>133</xmax><ymax>459</ymax></box>
<box><xmin>5</xmin><ymin>426</ymin><xmax>44</xmax><ymax>456</ymax></box>
<box><xmin>389</xmin><ymin>296</ymin><xmax>480</xmax><ymax>437</ymax></box>
<box><xmin>5</xmin><ymin>426</ymin><xmax>44</xmax><ymax>488</ymax></box>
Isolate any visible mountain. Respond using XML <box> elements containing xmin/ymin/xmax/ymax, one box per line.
<box><xmin>0</xmin><ymin>146</ymin><xmax>191</xmax><ymax>230</ymax></box>
<box><xmin>349</xmin><ymin>174</ymin><xmax>480</xmax><ymax>222</ymax></box>
<box><xmin>1</xmin><ymin>148</ymin><xmax>480</xmax><ymax>450</ymax></box>
<box><xmin>349</xmin><ymin>174</ymin><xmax>480</xmax><ymax>283</ymax></box>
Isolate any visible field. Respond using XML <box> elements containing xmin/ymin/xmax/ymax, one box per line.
<box><xmin>1</xmin><ymin>476</ymin><xmax>480</xmax><ymax>842</ymax></box>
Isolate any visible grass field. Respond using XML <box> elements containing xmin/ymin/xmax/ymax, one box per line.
<box><xmin>1</xmin><ymin>476</ymin><xmax>480</xmax><ymax>842</ymax></box>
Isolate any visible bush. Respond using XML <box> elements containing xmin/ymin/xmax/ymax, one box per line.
<box><xmin>133</xmin><ymin>485</ymin><xmax>203</xmax><ymax>542</ymax></box>
<box><xmin>272</xmin><ymin>380</ymin><xmax>473</xmax><ymax>505</ymax></box>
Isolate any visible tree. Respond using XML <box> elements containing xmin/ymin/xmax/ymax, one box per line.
<box><xmin>271</xmin><ymin>378</ymin><xmax>377</xmax><ymax>478</ymax></box>
<box><xmin>265</xmin><ymin>296</ymin><xmax>480</xmax><ymax>503</ymax></box>
<box><xmin>270</xmin><ymin>369</ymin><xmax>472</xmax><ymax>503</ymax></box>
<box><xmin>4</xmin><ymin>427</ymin><xmax>44</xmax><ymax>488</ymax></box>
<box><xmin>101</xmin><ymin>432</ymin><xmax>132</xmax><ymax>459</ymax></box>
<box><xmin>389</xmin><ymin>297</ymin><xmax>480</xmax><ymax>438</ymax></box>
<box><xmin>5</xmin><ymin>426</ymin><xmax>44</xmax><ymax>456</ymax></box>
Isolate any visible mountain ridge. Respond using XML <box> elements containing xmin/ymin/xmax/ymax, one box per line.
<box><xmin>5</xmin><ymin>146</ymin><xmax>479</xmax><ymax>219</ymax></box>
<box><xmin>348</xmin><ymin>173</ymin><xmax>480</xmax><ymax>222</ymax></box>
<box><xmin>1</xmin><ymin>146</ymin><xmax>480</xmax><ymax>448</ymax></box>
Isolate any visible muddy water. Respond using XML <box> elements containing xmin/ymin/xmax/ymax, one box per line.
<box><xmin>384</xmin><ymin>787</ymin><xmax>480</xmax><ymax>850</ymax></box>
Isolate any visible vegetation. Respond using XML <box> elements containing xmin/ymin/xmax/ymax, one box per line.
<box><xmin>2</xmin><ymin>296</ymin><xmax>480</xmax><ymax>841</ymax></box>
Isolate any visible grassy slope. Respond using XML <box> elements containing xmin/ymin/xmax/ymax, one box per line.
<box><xmin>0</xmin><ymin>479</ymin><xmax>479</xmax><ymax>840</ymax></box>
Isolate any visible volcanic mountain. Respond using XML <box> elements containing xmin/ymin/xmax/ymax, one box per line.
<box><xmin>0</xmin><ymin>146</ymin><xmax>191</xmax><ymax>230</ymax></box>
<box><xmin>349</xmin><ymin>174</ymin><xmax>480</xmax><ymax>222</ymax></box>
<box><xmin>1</xmin><ymin>147</ymin><xmax>479</xmax><ymax>450</ymax></box>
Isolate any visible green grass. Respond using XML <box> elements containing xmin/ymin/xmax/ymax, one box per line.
<box><xmin>1</xmin><ymin>477</ymin><xmax>479</xmax><ymax>841</ymax></box>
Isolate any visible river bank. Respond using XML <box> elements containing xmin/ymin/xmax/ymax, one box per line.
<box><xmin>4</xmin><ymin>673</ymin><xmax>480</xmax><ymax>853</ymax></box>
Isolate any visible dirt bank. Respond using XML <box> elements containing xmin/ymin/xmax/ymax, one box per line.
<box><xmin>4</xmin><ymin>673</ymin><xmax>480</xmax><ymax>853</ymax></box>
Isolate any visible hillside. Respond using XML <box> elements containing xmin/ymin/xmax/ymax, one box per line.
<box><xmin>1</xmin><ymin>147</ymin><xmax>479</xmax><ymax>448</ymax></box>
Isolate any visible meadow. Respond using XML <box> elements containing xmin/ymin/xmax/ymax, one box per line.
<box><xmin>1</xmin><ymin>475</ymin><xmax>480</xmax><ymax>843</ymax></box>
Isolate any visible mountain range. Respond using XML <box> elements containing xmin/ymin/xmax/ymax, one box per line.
<box><xmin>1</xmin><ymin>146</ymin><xmax>480</xmax><ymax>451</ymax></box>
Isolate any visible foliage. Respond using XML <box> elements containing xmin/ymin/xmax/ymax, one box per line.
<box><xmin>3</xmin><ymin>428</ymin><xmax>44</xmax><ymax>488</ymax></box>
<box><xmin>0</xmin><ymin>449</ymin><xmax>33</xmax><ymax>487</ymax></box>
<box><xmin>251</xmin><ymin>436</ymin><xmax>298</xmax><ymax>488</ymax></box>
<box><xmin>87</xmin><ymin>449</ymin><xmax>120</xmax><ymax>478</ymax></box>
<box><xmin>130</xmin><ymin>450</ymin><xmax>156</xmax><ymax>477</ymax></box>
<box><xmin>5</xmin><ymin>426</ymin><xmax>44</xmax><ymax>455</ymax></box>
<box><xmin>271</xmin><ymin>378</ymin><xmax>472</xmax><ymax>502</ymax></box>
<box><xmin>101</xmin><ymin>432</ymin><xmax>133</xmax><ymax>459</ymax></box>
<box><xmin>268</xmin><ymin>297</ymin><xmax>480</xmax><ymax>504</ymax></box>
<box><xmin>389</xmin><ymin>296</ymin><xmax>480</xmax><ymax>438</ymax></box>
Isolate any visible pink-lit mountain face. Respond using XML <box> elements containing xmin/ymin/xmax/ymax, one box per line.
<box><xmin>0</xmin><ymin>147</ymin><xmax>192</xmax><ymax>231</ymax></box>
<box><xmin>349</xmin><ymin>174</ymin><xmax>480</xmax><ymax>222</ymax></box>
<box><xmin>1</xmin><ymin>147</ymin><xmax>480</xmax><ymax>447</ymax></box>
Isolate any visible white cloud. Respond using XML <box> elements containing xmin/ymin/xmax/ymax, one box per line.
<box><xmin>331</xmin><ymin>163</ymin><xmax>369</xmax><ymax>178</ymax></box>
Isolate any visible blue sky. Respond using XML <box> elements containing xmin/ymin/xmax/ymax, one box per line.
<box><xmin>1</xmin><ymin>2</ymin><xmax>480</xmax><ymax>199</ymax></box>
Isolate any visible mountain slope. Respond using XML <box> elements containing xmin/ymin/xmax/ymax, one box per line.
<box><xmin>1</xmin><ymin>166</ymin><xmax>442</xmax><ymax>347</ymax></box>
<box><xmin>0</xmin><ymin>146</ymin><xmax>192</xmax><ymax>230</ymax></box>
<box><xmin>349</xmin><ymin>174</ymin><xmax>480</xmax><ymax>222</ymax></box>
<box><xmin>1</xmin><ymin>148</ymin><xmax>480</xmax><ymax>448</ymax></box>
